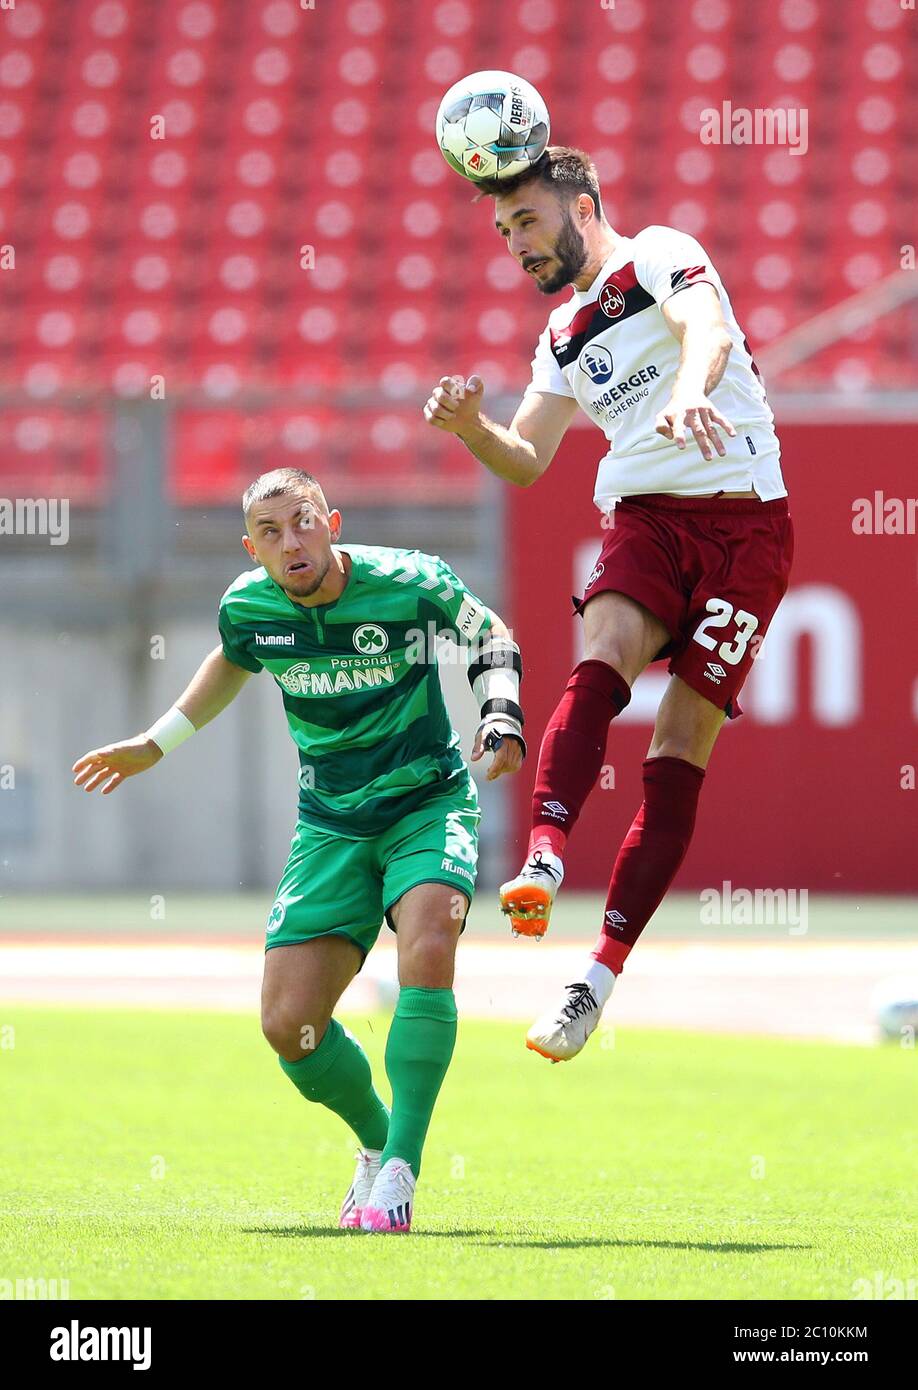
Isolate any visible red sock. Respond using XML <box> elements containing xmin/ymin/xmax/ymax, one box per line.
<box><xmin>592</xmin><ymin>756</ymin><xmax>705</xmax><ymax>974</ymax></box>
<box><xmin>529</xmin><ymin>659</ymin><xmax>631</xmax><ymax>857</ymax></box>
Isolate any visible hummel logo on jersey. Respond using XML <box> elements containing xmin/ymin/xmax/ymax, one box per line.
<box><xmin>255</xmin><ymin>632</ymin><xmax>294</xmax><ymax>645</ymax></box>
<box><xmin>605</xmin><ymin>909</ymin><xmax>628</xmax><ymax>928</ymax></box>
<box><xmin>542</xmin><ymin>800</ymin><xmax>569</xmax><ymax>818</ymax></box>
<box><xmin>705</xmin><ymin>662</ymin><xmax>727</xmax><ymax>682</ymax></box>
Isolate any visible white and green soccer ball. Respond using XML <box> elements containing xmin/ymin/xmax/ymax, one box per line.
<box><xmin>871</xmin><ymin>976</ymin><xmax>918</xmax><ymax>1044</ymax></box>
<box><xmin>435</xmin><ymin>70</ymin><xmax>550</xmax><ymax>183</ymax></box>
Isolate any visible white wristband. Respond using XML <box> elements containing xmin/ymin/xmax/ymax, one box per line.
<box><xmin>145</xmin><ymin>706</ymin><xmax>196</xmax><ymax>755</ymax></box>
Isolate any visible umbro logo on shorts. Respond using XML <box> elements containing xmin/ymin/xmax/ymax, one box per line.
<box><xmin>605</xmin><ymin>909</ymin><xmax>628</xmax><ymax>928</ymax></box>
<box><xmin>705</xmin><ymin>662</ymin><xmax>727</xmax><ymax>682</ymax></box>
<box><xmin>542</xmin><ymin>800</ymin><xmax>569</xmax><ymax>818</ymax></box>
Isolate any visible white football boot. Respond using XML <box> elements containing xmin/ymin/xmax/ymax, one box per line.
<box><xmin>360</xmin><ymin>1157</ymin><xmax>416</xmax><ymax>1234</ymax></box>
<box><xmin>526</xmin><ymin>964</ymin><xmax>616</xmax><ymax>1063</ymax></box>
<box><xmin>499</xmin><ymin>848</ymin><xmax>565</xmax><ymax>938</ymax></box>
<box><xmin>338</xmin><ymin>1148</ymin><xmax>382</xmax><ymax>1229</ymax></box>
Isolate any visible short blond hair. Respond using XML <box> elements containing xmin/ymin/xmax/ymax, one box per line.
<box><xmin>242</xmin><ymin>468</ymin><xmax>327</xmax><ymax>522</ymax></box>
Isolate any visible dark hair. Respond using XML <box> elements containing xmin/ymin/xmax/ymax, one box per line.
<box><xmin>242</xmin><ymin>468</ymin><xmax>326</xmax><ymax>520</ymax></box>
<box><xmin>474</xmin><ymin>146</ymin><xmax>605</xmax><ymax>222</ymax></box>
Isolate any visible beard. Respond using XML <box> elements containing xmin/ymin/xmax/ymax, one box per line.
<box><xmin>535</xmin><ymin>209</ymin><xmax>589</xmax><ymax>293</ymax></box>
<box><xmin>281</xmin><ymin>556</ymin><xmax>330</xmax><ymax>599</ymax></box>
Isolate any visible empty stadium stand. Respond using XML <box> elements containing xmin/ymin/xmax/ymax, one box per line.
<box><xmin>1</xmin><ymin>0</ymin><xmax>915</xmax><ymax>501</ymax></box>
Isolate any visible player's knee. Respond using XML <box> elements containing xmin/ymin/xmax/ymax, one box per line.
<box><xmin>398</xmin><ymin>920</ymin><xmax>460</xmax><ymax>986</ymax></box>
<box><xmin>261</xmin><ymin>1002</ymin><xmax>332</xmax><ymax>1059</ymax></box>
<box><xmin>582</xmin><ymin>635</ymin><xmax>630</xmax><ymax>676</ymax></box>
<box><xmin>647</xmin><ymin>738</ymin><xmax>700</xmax><ymax>763</ymax></box>
<box><xmin>581</xmin><ymin>636</ymin><xmax>647</xmax><ymax>688</ymax></box>
<box><xmin>648</xmin><ymin>718</ymin><xmax>722</xmax><ymax>767</ymax></box>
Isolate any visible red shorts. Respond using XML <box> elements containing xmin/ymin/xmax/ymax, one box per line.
<box><xmin>574</xmin><ymin>494</ymin><xmax>794</xmax><ymax>717</ymax></box>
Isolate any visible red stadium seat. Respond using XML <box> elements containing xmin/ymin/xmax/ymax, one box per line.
<box><xmin>0</xmin><ymin>0</ymin><xmax>914</xmax><ymax>508</ymax></box>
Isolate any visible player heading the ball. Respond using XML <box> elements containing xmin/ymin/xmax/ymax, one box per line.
<box><xmin>425</xmin><ymin>144</ymin><xmax>793</xmax><ymax>1063</ymax></box>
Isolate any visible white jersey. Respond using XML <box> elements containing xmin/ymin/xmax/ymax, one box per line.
<box><xmin>525</xmin><ymin>225</ymin><xmax>787</xmax><ymax>509</ymax></box>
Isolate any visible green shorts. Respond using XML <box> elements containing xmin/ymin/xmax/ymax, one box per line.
<box><xmin>264</xmin><ymin>778</ymin><xmax>480</xmax><ymax>958</ymax></box>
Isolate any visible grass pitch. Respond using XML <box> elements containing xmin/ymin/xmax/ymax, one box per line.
<box><xmin>1</xmin><ymin>1007</ymin><xmax>914</xmax><ymax>1300</ymax></box>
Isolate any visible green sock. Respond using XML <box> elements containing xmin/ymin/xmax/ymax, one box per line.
<box><xmin>381</xmin><ymin>987</ymin><xmax>457</xmax><ymax>1178</ymax></box>
<box><xmin>278</xmin><ymin>1018</ymin><xmax>389</xmax><ymax>1152</ymax></box>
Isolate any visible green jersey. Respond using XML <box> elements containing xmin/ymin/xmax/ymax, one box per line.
<box><xmin>218</xmin><ymin>544</ymin><xmax>495</xmax><ymax>837</ymax></box>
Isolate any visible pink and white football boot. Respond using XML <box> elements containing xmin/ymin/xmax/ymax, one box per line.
<box><xmin>359</xmin><ymin>1158</ymin><xmax>415</xmax><ymax>1234</ymax></box>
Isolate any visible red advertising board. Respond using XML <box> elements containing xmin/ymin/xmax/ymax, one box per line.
<box><xmin>508</xmin><ymin>423</ymin><xmax>918</xmax><ymax>893</ymax></box>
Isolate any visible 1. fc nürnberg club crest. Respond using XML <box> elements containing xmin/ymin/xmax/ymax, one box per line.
<box><xmin>599</xmin><ymin>284</ymin><xmax>625</xmax><ymax>318</ymax></box>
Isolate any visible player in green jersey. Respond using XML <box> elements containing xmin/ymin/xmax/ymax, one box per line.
<box><xmin>72</xmin><ymin>468</ymin><xmax>526</xmax><ymax>1234</ymax></box>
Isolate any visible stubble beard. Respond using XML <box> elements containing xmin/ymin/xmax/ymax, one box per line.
<box><xmin>282</xmin><ymin>555</ymin><xmax>330</xmax><ymax>601</ymax></box>
<box><xmin>535</xmin><ymin>210</ymin><xmax>589</xmax><ymax>294</ymax></box>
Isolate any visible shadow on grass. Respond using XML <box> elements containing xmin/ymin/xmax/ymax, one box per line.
<box><xmin>499</xmin><ymin>1238</ymin><xmax>810</xmax><ymax>1253</ymax></box>
<box><xmin>248</xmin><ymin>1228</ymin><xmax>808</xmax><ymax>1252</ymax></box>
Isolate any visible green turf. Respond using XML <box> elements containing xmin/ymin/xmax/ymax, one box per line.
<box><xmin>2</xmin><ymin>891</ymin><xmax>915</xmax><ymax>940</ymax></box>
<box><xmin>0</xmin><ymin>1007</ymin><xmax>915</xmax><ymax>1300</ymax></box>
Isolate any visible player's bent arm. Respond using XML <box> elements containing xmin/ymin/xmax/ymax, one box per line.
<box><xmin>505</xmin><ymin>390</ymin><xmax>579</xmax><ymax>485</ymax></box>
<box><xmin>655</xmin><ymin>284</ymin><xmax>737</xmax><ymax>457</ymax></box>
<box><xmin>661</xmin><ymin>282</ymin><xmax>733</xmax><ymax>399</ymax></box>
<box><xmin>424</xmin><ymin>373</ymin><xmax>577</xmax><ymax>487</ymax></box>
<box><xmin>72</xmin><ymin>646</ymin><xmax>253</xmax><ymax>795</ymax></box>
<box><xmin>459</xmin><ymin>391</ymin><xmax>577</xmax><ymax>487</ymax></box>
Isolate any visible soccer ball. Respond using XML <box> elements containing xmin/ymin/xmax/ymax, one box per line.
<box><xmin>871</xmin><ymin>976</ymin><xmax>918</xmax><ymax>1044</ymax></box>
<box><xmin>435</xmin><ymin>70</ymin><xmax>550</xmax><ymax>183</ymax></box>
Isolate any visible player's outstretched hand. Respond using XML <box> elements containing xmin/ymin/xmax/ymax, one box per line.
<box><xmin>654</xmin><ymin>395</ymin><xmax>736</xmax><ymax>460</ymax></box>
<box><xmin>423</xmin><ymin>374</ymin><xmax>484</xmax><ymax>436</ymax></box>
<box><xmin>470</xmin><ymin>725</ymin><xmax>524</xmax><ymax>782</ymax></box>
<box><xmin>72</xmin><ymin>737</ymin><xmax>163</xmax><ymax>795</ymax></box>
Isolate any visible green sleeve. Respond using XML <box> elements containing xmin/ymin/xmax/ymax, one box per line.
<box><xmin>414</xmin><ymin>551</ymin><xmax>496</xmax><ymax>644</ymax></box>
<box><xmin>218</xmin><ymin>603</ymin><xmax>263</xmax><ymax>674</ymax></box>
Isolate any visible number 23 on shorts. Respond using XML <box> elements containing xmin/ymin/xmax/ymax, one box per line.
<box><xmin>692</xmin><ymin>597</ymin><xmax>760</xmax><ymax>666</ymax></box>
